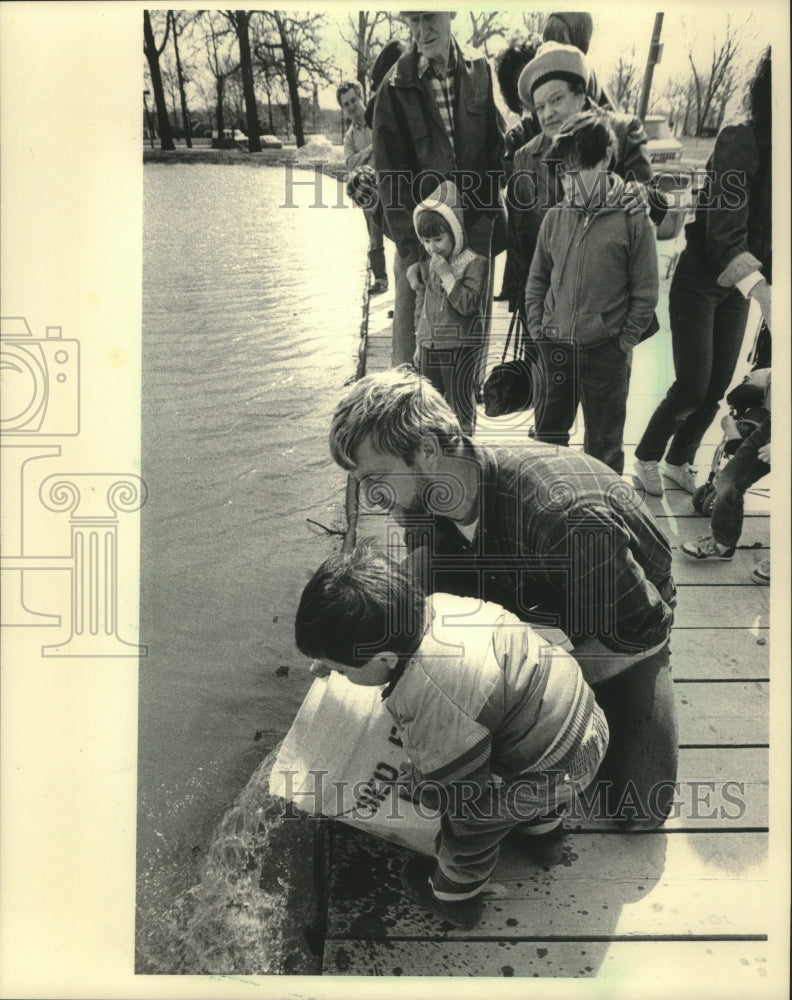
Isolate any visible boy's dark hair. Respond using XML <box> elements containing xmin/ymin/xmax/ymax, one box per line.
<box><xmin>294</xmin><ymin>543</ymin><xmax>427</xmax><ymax>668</ymax></box>
<box><xmin>547</xmin><ymin>111</ymin><xmax>616</xmax><ymax>169</ymax></box>
<box><xmin>336</xmin><ymin>80</ymin><xmax>362</xmax><ymax>106</ymax></box>
<box><xmin>416</xmin><ymin>209</ymin><xmax>453</xmax><ymax>239</ymax></box>
<box><xmin>495</xmin><ymin>40</ymin><xmax>538</xmax><ymax>114</ymax></box>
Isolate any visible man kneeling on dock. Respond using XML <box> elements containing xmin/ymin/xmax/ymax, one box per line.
<box><xmin>330</xmin><ymin>368</ymin><xmax>679</xmax><ymax>833</ymax></box>
<box><xmin>296</xmin><ymin>543</ymin><xmax>609</xmax><ymax>928</ymax></box>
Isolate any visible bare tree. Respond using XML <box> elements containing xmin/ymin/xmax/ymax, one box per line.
<box><xmin>143</xmin><ymin>10</ymin><xmax>176</xmax><ymax>150</ymax></box>
<box><xmin>686</xmin><ymin>16</ymin><xmax>743</xmax><ymax>136</ymax></box>
<box><xmin>609</xmin><ymin>49</ymin><xmax>641</xmax><ymax>116</ymax></box>
<box><xmin>168</xmin><ymin>10</ymin><xmax>194</xmax><ymax>148</ymax></box>
<box><xmin>520</xmin><ymin>11</ymin><xmax>546</xmax><ymax>43</ymax></box>
<box><xmin>195</xmin><ymin>11</ymin><xmax>240</xmax><ymax>146</ymax></box>
<box><xmin>224</xmin><ymin>10</ymin><xmax>262</xmax><ymax>151</ymax></box>
<box><xmin>339</xmin><ymin>11</ymin><xmax>389</xmax><ymax>97</ymax></box>
<box><xmin>255</xmin><ymin>11</ymin><xmax>336</xmax><ymax>148</ymax></box>
<box><xmin>466</xmin><ymin>11</ymin><xmax>506</xmax><ymax>56</ymax></box>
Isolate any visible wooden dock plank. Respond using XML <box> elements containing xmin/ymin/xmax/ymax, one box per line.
<box><xmin>324</xmin><ymin>829</ymin><xmax>767</xmax><ymax>941</ymax></box>
<box><xmin>675</xmin><ymin>681</ymin><xmax>767</xmax><ymax>745</ymax></box>
<box><xmin>324</xmin><ymin>939</ymin><xmax>768</xmax><ymax>980</ymax></box>
<box><xmin>671</xmin><ymin>586</ymin><xmax>769</xmax><ymax>629</ymax></box>
<box><xmin>669</xmin><ymin>628</ymin><xmax>768</xmax><ymax>680</ymax></box>
<box><xmin>577</xmin><ymin>746</ymin><xmax>767</xmax><ymax>832</ymax></box>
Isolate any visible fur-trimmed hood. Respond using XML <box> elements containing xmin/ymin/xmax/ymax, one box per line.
<box><xmin>413</xmin><ymin>180</ymin><xmax>467</xmax><ymax>257</ymax></box>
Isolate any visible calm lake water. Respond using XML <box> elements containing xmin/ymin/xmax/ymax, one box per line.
<box><xmin>138</xmin><ymin>163</ymin><xmax>367</xmax><ymax>973</ymax></box>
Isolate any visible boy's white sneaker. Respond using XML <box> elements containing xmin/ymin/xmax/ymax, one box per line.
<box><xmin>633</xmin><ymin>459</ymin><xmax>664</xmax><ymax>496</ymax></box>
<box><xmin>663</xmin><ymin>461</ymin><xmax>698</xmax><ymax>493</ymax></box>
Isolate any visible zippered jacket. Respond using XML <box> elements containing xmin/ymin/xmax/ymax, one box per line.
<box><xmin>406</xmin><ymin>180</ymin><xmax>489</xmax><ymax>347</ymax></box>
<box><xmin>525</xmin><ymin>173</ymin><xmax>658</xmax><ymax>350</ymax></box>
<box><xmin>385</xmin><ymin>594</ymin><xmax>597</xmax><ymax>789</ymax></box>
<box><xmin>372</xmin><ymin>38</ymin><xmax>507</xmax><ymax>265</ymax></box>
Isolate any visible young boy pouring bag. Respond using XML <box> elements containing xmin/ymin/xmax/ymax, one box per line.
<box><xmin>296</xmin><ymin>544</ymin><xmax>608</xmax><ymax>930</ymax></box>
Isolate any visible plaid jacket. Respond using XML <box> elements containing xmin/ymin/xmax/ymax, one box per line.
<box><xmin>403</xmin><ymin>442</ymin><xmax>674</xmax><ymax>654</ymax></box>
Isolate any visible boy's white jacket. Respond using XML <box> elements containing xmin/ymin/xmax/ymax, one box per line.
<box><xmin>386</xmin><ymin>594</ymin><xmax>595</xmax><ymax>787</ymax></box>
<box><xmin>270</xmin><ymin>594</ymin><xmax>592</xmax><ymax>856</ymax></box>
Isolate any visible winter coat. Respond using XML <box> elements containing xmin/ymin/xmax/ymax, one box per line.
<box><xmin>372</xmin><ymin>37</ymin><xmax>507</xmax><ymax>265</ymax></box>
<box><xmin>385</xmin><ymin>594</ymin><xmax>598</xmax><ymax>787</ymax></box>
<box><xmin>505</xmin><ymin>106</ymin><xmax>655</xmax><ymax>310</ymax></box>
<box><xmin>682</xmin><ymin>123</ymin><xmax>772</xmax><ymax>286</ymax></box>
<box><xmin>525</xmin><ymin>174</ymin><xmax>658</xmax><ymax>351</ymax></box>
<box><xmin>407</xmin><ymin>180</ymin><xmax>489</xmax><ymax>347</ymax></box>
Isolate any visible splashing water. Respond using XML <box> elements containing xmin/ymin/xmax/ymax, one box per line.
<box><xmin>135</xmin><ymin>748</ymin><xmax>324</xmax><ymax>975</ymax></box>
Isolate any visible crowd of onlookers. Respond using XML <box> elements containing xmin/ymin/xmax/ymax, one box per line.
<box><xmin>337</xmin><ymin>12</ymin><xmax>771</xmax><ymax>576</ymax></box>
<box><xmin>298</xmin><ymin>12</ymin><xmax>773</xmax><ymax>931</ymax></box>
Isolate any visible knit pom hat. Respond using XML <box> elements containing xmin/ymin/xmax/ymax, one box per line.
<box><xmin>518</xmin><ymin>41</ymin><xmax>590</xmax><ymax>108</ymax></box>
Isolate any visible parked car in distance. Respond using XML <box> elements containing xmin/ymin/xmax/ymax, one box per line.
<box><xmin>644</xmin><ymin>115</ymin><xmax>682</xmax><ymax>164</ymax></box>
<box><xmin>260</xmin><ymin>134</ymin><xmax>283</xmax><ymax>149</ymax></box>
<box><xmin>212</xmin><ymin>128</ymin><xmax>248</xmax><ymax>143</ymax></box>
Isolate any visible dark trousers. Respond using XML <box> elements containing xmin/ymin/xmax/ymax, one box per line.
<box><xmin>363</xmin><ymin>207</ymin><xmax>386</xmax><ymax>281</ymax></box>
<box><xmin>636</xmin><ymin>250</ymin><xmax>751</xmax><ymax>467</ymax></box>
<box><xmin>711</xmin><ymin>417</ymin><xmax>770</xmax><ymax>548</ymax></box>
<box><xmin>590</xmin><ymin>643</ymin><xmax>679</xmax><ymax>829</ymax></box>
<box><xmin>532</xmin><ymin>338</ymin><xmax>632</xmax><ymax>475</ymax></box>
<box><xmin>420</xmin><ymin>342</ymin><xmax>480</xmax><ymax>437</ymax></box>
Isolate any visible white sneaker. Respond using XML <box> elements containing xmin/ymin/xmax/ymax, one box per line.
<box><xmin>663</xmin><ymin>461</ymin><xmax>698</xmax><ymax>493</ymax></box>
<box><xmin>633</xmin><ymin>459</ymin><xmax>664</xmax><ymax>496</ymax></box>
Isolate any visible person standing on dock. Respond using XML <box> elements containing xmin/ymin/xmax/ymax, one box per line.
<box><xmin>329</xmin><ymin>368</ymin><xmax>679</xmax><ymax>830</ymax></box>
<box><xmin>339</xmin><ymin>80</ymin><xmax>389</xmax><ymax>296</ymax></box>
<box><xmin>371</xmin><ymin>10</ymin><xmax>506</xmax><ymax>370</ymax></box>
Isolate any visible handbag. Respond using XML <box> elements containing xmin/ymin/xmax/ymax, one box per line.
<box><xmin>482</xmin><ymin>311</ymin><xmax>535</xmax><ymax>417</ymax></box>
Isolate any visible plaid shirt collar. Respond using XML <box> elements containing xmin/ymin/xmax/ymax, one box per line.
<box><xmin>417</xmin><ymin>37</ymin><xmax>457</xmax><ymax>80</ymax></box>
<box><xmin>418</xmin><ymin>40</ymin><xmax>458</xmax><ymax>153</ymax></box>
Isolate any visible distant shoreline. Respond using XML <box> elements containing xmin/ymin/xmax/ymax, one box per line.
<box><xmin>143</xmin><ymin>144</ymin><xmax>347</xmax><ymax>178</ymax></box>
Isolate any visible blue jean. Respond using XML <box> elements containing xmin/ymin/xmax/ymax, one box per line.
<box><xmin>433</xmin><ymin>703</ymin><xmax>609</xmax><ymax>894</ymax></box>
<box><xmin>392</xmin><ymin>248</ymin><xmax>417</xmax><ymax>366</ymax></box>
<box><xmin>711</xmin><ymin>416</ymin><xmax>770</xmax><ymax>548</ymax></box>
<box><xmin>532</xmin><ymin>337</ymin><xmax>632</xmax><ymax>475</ymax></box>
<box><xmin>419</xmin><ymin>342</ymin><xmax>480</xmax><ymax>436</ymax></box>
<box><xmin>635</xmin><ymin>250</ymin><xmax>751</xmax><ymax>466</ymax></box>
<box><xmin>363</xmin><ymin>207</ymin><xmax>386</xmax><ymax>281</ymax></box>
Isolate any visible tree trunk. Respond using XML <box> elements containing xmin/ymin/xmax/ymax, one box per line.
<box><xmin>235</xmin><ymin>10</ymin><xmax>262</xmax><ymax>152</ymax></box>
<box><xmin>213</xmin><ymin>76</ymin><xmax>225</xmax><ymax>147</ymax></box>
<box><xmin>274</xmin><ymin>13</ymin><xmax>304</xmax><ymax>147</ymax></box>
<box><xmin>171</xmin><ymin>13</ymin><xmax>192</xmax><ymax>148</ymax></box>
<box><xmin>356</xmin><ymin>11</ymin><xmax>367</xmax><ymax>95</ymax></box>
<box><xmin>143</xmin><ymin>11</ymin><xmax>176</xmax><ymax>150</ymax></box>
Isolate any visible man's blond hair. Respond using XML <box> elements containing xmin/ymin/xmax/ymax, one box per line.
<box><xmin>329</xmin><ymin>367</ymin><xmax>463</xmax><ymax>470</ymax></box>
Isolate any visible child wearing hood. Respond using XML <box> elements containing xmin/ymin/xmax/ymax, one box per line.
<box><xmin>407</xmin><ymin>181</ymin><xmax>489</xmax><ymax>436</ymax></box>
<box><xmin>525</xmin><ymin>111</ymin><xmax>659</xmax><ymax>474</ymax></box>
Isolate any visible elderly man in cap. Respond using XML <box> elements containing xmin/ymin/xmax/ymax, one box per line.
<box><xmin>371</xmin><ymin>11</ymin><xmax>507</xmax><ymax>369</ymax></box>
<box><xmin>504</xmin><ymin>40</ymin><xmax>662</xmax><ymax>314</ymax></box>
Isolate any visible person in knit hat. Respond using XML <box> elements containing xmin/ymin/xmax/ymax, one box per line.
<box><xmin>407</xmin><ymin>180</ymin><xmax>489</xmax><ymax>436</ymax></box>
<box><xmin>524</xmin><ymin>111</ymin><xmax>659</xmax><ymax>475</ymax></box>
<box><xmin>503</xmin><ymin>41</ymin><xmax>663</xmax><ymax>317</ymax></box>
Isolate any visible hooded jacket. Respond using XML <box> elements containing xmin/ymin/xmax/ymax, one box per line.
<box><xmin>525</xmin><ymin>173</ymin><xmax>658</xmax><ymax>350</ymax></box>
<box><xmin>372</xmin><ymin>37</ymin><xmax>507</xmax><ymax>265</ymax></box>
<box><xmin>506</xmin><ymin>106</ymin><xmax>656</xmax><ymax>311</ymax></box>
<box><xmin>406</xmin><ymin>181</ymin><xmax>489</xmax><ymax>348</ymax></box>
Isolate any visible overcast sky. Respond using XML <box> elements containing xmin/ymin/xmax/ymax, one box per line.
<box><xmin>317</xmin><ymin>2</ymin><xmax>778</xmax><ymax>116</ymax></box>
